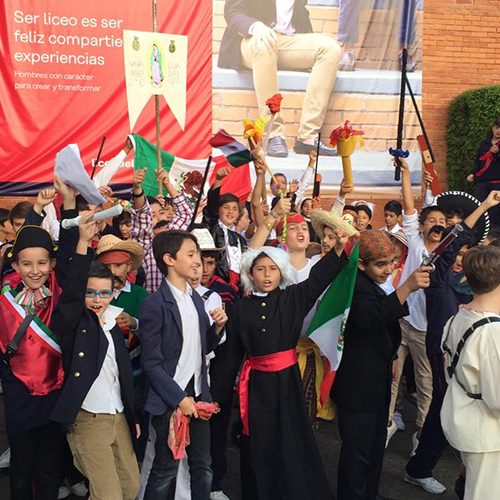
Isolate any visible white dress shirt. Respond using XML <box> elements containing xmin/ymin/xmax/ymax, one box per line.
<box><xmin>380</xmin><ymin>223</ymin><xmax>403</xmax><ymax>234</ymax></box>
<box><xmin>167</xmin><ymin>280</ymin><xmax>203</xmax><ymax>397</ymax></box>
<box><xmin>275</xmin><ymin>0</ymin><xmax>296</xmax><ymax>35</ymax></box>
<box><xmin>81</xmin><ymin>305</ymin><xmax>125</xmax><ymax>414</ymax></box>
<box><xmin>400</xmin><ymin>210</ymin><xmax>429</xmax><ymax>331</ymax></box>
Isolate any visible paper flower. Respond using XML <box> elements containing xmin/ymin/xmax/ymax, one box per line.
<box><xmin>266</xmin><ymin>93</ymin><xmax>283</xmax><ymax>114</ymax></box>
<box><xmin>242</xmin><ymin>117</ymin><xmax>269</xmax><ymax>144</ymax></box>
<box><xmin>329</xmin><ymin>120</ymin><xmax>364</xmax><ymax>148</ymax></box>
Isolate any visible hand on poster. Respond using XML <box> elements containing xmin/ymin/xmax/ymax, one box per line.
<box><xmin>250</xmin><ymin>22</ymin><xmax>277</xmax><ymax>54</ymax></box>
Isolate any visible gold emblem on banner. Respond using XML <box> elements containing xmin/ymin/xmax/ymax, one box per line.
<box><xmin>132</xmin><ymin>36</ymin><xmax>140</xmax><ymax>51</ymax></box>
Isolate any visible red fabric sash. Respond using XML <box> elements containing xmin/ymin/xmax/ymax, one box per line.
<box><xmin>238</xmin><ymin>349</ymin><xmax>298</xmax><ymax>436</ymax></box>
<box><xmin>476</xmin><ymin>140</ymin><xmax>500</xmax><ymax>178</ymax></box>
<box><xmin>0</xmin><ymin>293</ymin><xmax>63</xmax><ymax>396</ymax></box>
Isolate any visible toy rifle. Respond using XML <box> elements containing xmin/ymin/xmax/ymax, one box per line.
<box><xmin>421</xmin><ymin>224</ymin><xmax>463</xmax><ymax>271</ymax></box>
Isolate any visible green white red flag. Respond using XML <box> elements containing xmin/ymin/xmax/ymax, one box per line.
<box><xmin>306</xmin><ymin>243</ymin><xmax>359</xmax><ymax>404</ymax></box>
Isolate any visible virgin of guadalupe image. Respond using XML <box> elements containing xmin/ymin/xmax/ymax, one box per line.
<box><xmin>150</xmin><ymin>43</ymin><xmax>164</xmax><ymax>87</ymax></box>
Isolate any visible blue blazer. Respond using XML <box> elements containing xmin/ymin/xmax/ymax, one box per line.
<box><xmin>139</xmin><ymin>279</ymin><xmax>221</xmax><ymax>415</ymax></box>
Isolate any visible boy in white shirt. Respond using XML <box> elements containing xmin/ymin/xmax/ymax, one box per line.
<box><xmin>441</xmin><ymin>245</ymin><xmax>500</xmax><ymax>500</ymax></box>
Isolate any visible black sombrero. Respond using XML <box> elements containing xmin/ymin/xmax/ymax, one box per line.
<box><xmin>435</xmin><ymin>191</ymin><xmax>489</xmax><ymax>245</ymax></box>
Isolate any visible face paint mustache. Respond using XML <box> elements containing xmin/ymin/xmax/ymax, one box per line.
<box><xmin>429</xmin><ymin>225</ymin><xmax>445</xmax><ymax>236</ymax></box>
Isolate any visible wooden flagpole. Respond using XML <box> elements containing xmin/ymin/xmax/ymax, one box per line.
<box><xmin>153</xmin><ymin>0</ymin><xmax>163</xmax><ymax>197</ymax></box>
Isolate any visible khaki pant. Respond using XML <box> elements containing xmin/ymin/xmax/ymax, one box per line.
<box><xmin>240</xmin><ymin>33</ymin><xmax>341</xmax><ymax>141</ymax></box>
<box><xmin>67</xmin><ymin>410</ymin><xmax>140</xmax><ymax>500</ymax></box>
<box><xmin>389</xmin><ymin>319</ymin><xmax>433</xmax><ymax>428</ymax></box>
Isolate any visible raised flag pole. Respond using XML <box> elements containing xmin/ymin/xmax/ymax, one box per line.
<box><xmin>312</xmin><ymin>132</ymin><xmax>321</xmax><ymax>199</ymax></box>
<box><xmin>153</xmin><ymin>0</ymin><xmax>163</xmax><ymax>197</ymax></box>
<box><xmin>188</xmin><ymin>156</ymin><xmax>212</xmax><ymax>231</ymax></box>
<box><xmin>90</xmin><ymin>136</ymin><xmax>106</xmax><ymax>180</ymax></box>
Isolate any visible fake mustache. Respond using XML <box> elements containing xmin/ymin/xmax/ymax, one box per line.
<box><xmin>429</xmin><ymin>225</ymin><xmax>446</xmax><ymax>235</ymax></box>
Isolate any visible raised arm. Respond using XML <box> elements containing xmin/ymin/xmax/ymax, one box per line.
<box><xmin>251</xmin><ymin>158</ymin><xmax>267</xmax><ymax>228</ymax></box>
<box><xmin>249</xmin><ymin>197</ymin><xmax>291</xmax><ymax>248</ymax></box>
<box><xmin>52</xmin><ymin>213</ymin><xmax>99</xmax><ymax>337</ymax></box>
<box><xmin>93</xmin><ymin>136</ymin><xmax>133</xmax><ymax>188</ymax></box>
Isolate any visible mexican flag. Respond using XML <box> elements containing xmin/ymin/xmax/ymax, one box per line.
<box><xmin>306</xmin><ymin>243</ymin><xmax>359</xmax><ymax>404</ymax></box>
<box><xmin>132</xmin><ymin>134</ymin><xmax>215</xmax><ymax>202</ymax></box>
<box><xmin>209</xmin><ymin>129</ymin><xmax>252</xmax><ymax>167</ymax></box>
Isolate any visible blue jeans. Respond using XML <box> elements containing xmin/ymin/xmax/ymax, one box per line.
<box><xmin>143</xmin><ymin>410</ymin><xmax>212</xmax><ymax>500</ymax></box>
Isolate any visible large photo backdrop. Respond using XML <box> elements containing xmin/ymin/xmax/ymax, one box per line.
<box><xmin>0</xmin><ymin>0</ymin><xmax>212</xmax><ymax>194</ymax></box>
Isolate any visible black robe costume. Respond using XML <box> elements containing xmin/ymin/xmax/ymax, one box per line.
<box><xmin>223</xmin><ymin>248</ymin><xmax>347</xmax><ymax>500</ymax></box>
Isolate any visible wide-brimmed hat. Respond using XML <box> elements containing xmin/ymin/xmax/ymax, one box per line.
<box><xmin>386</xmin><ymin>229</ymin><xmax>408</xmax><ymax>248</ymax></box>
<box><xmin>190</xmin><ymin>228</ymin><xmax>225</xmax><ymax>252</ymax></box>
<box><xmin>95</xmin><ymin>235</ymin><xmax>144</xmax><ymax>271</ymax></box>
<box><xmin>435</xmin><ymin>191</ymin><xmax>490</xmax><ymax>245</ymax></box>
<box><xmin>311</xmin><ymin>208</ymin><xmax>360</xmax><ymax>240</ymax></box>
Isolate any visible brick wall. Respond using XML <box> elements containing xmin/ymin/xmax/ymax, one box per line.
<box><xmin>213</xmin><ymin>1</ymin><xmax>423</xmax><ymax>71</ymax></box>
<box><xmin>422</xmin><ymin>0</ymin><xmax>500</xmax><ymax>188</ymax></box>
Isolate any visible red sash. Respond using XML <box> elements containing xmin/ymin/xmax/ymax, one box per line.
<box><xmin>476</xmin><ymin>140</ymin><xmax>500</xmax><ymax>178</ymax></box>
<box><xmin>238</xmin><ymin>349</ymin><xmax>298</xmax><ymax>436</ymax></box>
<box><xmin>0</xmin><ymin>291</ymin><xmax>64</xmax><ymax>396</ymax></box>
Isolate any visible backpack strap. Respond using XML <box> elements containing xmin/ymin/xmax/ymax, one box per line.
<box><xmin>0</xmin><ymin>314</ymin><xmax>35</xmax><ymax>366</ymax></box>
<box><xmin>201</xmin><ymin>290</ymin><xmax>215</xmax><ymax>303</ymax></box>
<box><xmin>445</xmin><ymin>316</ymin><xmax>500</xmax><ymax>400</ymax></box>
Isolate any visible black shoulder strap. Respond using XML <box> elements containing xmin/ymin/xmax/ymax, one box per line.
<box><xmin>445</xmin><ymin>316</ymin><xmax>500</xmax><ymax>399</ymax></box>
<box><xmin>1</xmin><ymin>314</ymin><xmax>35</xmax><ymax>365</ymax></box>
<box><xmin>201</xmin><ymin>289</ymin><xmax>215</xmax><ymax>303</ymax></box>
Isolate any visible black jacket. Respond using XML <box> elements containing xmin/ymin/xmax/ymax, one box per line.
<box><xmin>425</xmin><ymin>225</ymin><xmax>474</xmax><ymax>357</ymax></box>
<box><xmin>331</xmin><ymin>272</ymin><xmax>409</xmax><ymax>413</ymax></box>
<box><xmin>202</xmin><ymin>187</ymin><xmax>247</xmax><ymax>284</ymax></box>
<box><xmin>218</xmin><ymin>0</ymin><xmax>313</xmax><ymax>70</ymax></box>
<box><xmin>473</xmin><ymin>139</ymin><xmax>500</xmax><ymax>182</ymax></box>
<box><xmin>51</xmin><ymin>253</ymin><xmax>136</xmax><ymax>441</ymax></box>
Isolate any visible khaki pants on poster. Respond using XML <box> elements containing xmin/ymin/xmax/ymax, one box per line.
<box><xmin>240</xmin><ymin>33</ymin><xmax>341</xmax><ymax>141</ymax></box>
<box><xmin>389</xmin><ymin>319</ymin><xmax>433</xmax><ymax>428</ymax></box>
<box><xmin>66</xmin><ymin>410</ymin><xmax>140</xmax><ymax>500</ymax></box>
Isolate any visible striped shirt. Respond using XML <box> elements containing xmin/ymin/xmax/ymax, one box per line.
<box><xmin>130</xmin><ymin>195</ymin><xmax>193</xmax><ymax>294</ymax></box>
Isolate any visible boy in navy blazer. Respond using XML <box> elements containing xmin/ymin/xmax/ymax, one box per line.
<box><xmin>140</xmin><ymin>230</ymin><xmax>227</xmax><ymax>500</ymax></box>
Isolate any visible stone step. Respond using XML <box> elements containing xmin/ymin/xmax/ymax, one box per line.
<box><xmin>214</xmin><ymin>65</ymin><xmax>422</xmax><ymax>96</ymax></box>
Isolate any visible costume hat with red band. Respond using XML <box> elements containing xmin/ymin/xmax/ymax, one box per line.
<box><xmin>95</xmin><ymin>235</ymin><xmax>144</xmax><ymax>271</ymax></box>
<box><xmin>276</xmin><ymin>213</ymin><xmax>305</xmax><ymax>237</ymax></box>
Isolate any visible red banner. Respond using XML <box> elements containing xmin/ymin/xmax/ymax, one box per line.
<box><xmin>0</xmin><ymin>0</ymin><xmax>212</xmax><ymax>195</ymax></box>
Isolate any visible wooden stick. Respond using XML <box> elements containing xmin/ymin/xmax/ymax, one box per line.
<box><xmin>153</xmin><ymin>0</ymin><xmax>163</xmax><ymax>197</ymax></box>
<box><xmin>248</xmin><ymin>136</ymin><xmax>279</xmax><ymax>186</ymax></box>
<box><xmin>188</xmin><ymin>156</ymin><xmax>212</xmax><ymax>231</ymax></box>
<box><xmin>90</xmin><ymin>136</ymin><xmax>106</xmax><ymax>180</ymax></box>
<box><xmin>262</xmin><ymin>113</ymin><xmax>276</xmax><ymax>153</ymax></box>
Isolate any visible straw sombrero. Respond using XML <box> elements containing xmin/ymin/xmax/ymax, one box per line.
<box><xmin>95</xmin><ymin>235</ymin><xmax>144</xmax><ymax>271</ymax></box>
<box><xmin>311</xmin><ymin>208</ymin><xmax>360</xmax><ymax>239</ymax></box>
<box><xmin>436</xmin><ymin>191</ymin><xmax>490</xmax><ymax>245</ymax></box>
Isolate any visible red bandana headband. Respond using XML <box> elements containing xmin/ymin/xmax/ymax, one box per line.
<box><xmin>276</xmin><ymin>213</ymin><xmax>305</xmax><ymax>236</ymax></box>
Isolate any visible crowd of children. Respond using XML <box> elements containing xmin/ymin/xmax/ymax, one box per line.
<box><xmin>1</xmin><ymin>137</ymin><xmax>500</xmax><ymax>500</ymax></box>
